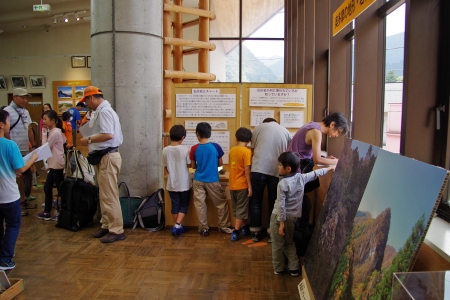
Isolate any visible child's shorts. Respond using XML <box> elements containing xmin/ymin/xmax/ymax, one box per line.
<box><xmin>169</xmin><ymin>190</ymin><xmax>190</xmax><ymax>214</ymax></box>
<box><xmin>230</xmin><ymin>189</ymin><xmax>249</xmax><ymax>219</ymax></box>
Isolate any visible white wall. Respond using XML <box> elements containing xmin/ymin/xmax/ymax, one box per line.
<box><xmin>0</xmin><ymin>23</ymin><xmax>91</xmax><ymax>106</ymax></box>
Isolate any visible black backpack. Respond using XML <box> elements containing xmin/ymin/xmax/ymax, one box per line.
<box><xmin>132</xmin><ymin>189</ymin><xmax>165</xmax><ymax>231</ymax></box>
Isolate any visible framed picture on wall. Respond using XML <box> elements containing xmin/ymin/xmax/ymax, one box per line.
<box><xmin>0</xmin><ymin>76</ymin><xmax>6</xmax><ymax>90</ymax></box>
<box><xmin>29</xmin><ymin>75</ymin><xmax>45</xmax><ymax>88</ymax></box>
<box><xmin>87</xmin><ymin>56</ymin><xmax>91</xmax><ymax>68</ymax></box>
<box><xmin>71</xmin><ymin>56</ymin><xmax>86</xmax><ymax>68</ymax></box>
<box><xmin>11</xmin><ymin>76</ymin><xmax>26</xmax><ymax>88</ymax></box>
<box><xmin>75</xmin><ymin>86</ymin><xmax>87</xmax><ymax>98</ymax></box>
<box><xmin>57</xmin><ymin>86</ymin><xmax>73</xmax><ymax>98</ymax></box>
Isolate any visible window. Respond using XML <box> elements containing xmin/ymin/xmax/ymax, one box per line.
<box><xmin>382</xmin><ymin>4</ymin><xmax>405</xmax><ymax>153</ymax></box>
<box><xmin>209</xmin><ymin>0</ymin><xmax>284</xmax><ymax>83</ymax></box>
<box><xmin>349</xmin><ymin>21</ymin><xmax>355</xmax><ymax>139</ymax></box>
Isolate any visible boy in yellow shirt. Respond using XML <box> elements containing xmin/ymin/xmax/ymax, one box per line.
<box><xmin>228</xmin><ymin>127</ymin><xmax>252</xmax><ymax>241</ymax></box>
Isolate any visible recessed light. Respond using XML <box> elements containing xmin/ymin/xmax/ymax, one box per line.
<box><xmin>22</xmin><ymin>25</ymin><xmax>28</xmax><ymax>28</ymax></box>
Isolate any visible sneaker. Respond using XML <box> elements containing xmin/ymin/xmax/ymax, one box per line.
<box><xmin>37</xmin><ymin>212</ymin><xmax>52</xmax><ymax>221</ymax></box>
<box><xmin>170</xmin><ymin>226</ymin><xmax>178</xmax><ymax>236</ymax></box>
<box><xmin>22</xmin><ymin>201</ymin><xmax>37</xmax><ymax>209</ymax></box>
<box><xmin>251</xmin><ymin>231</ymin><xmax>262</xmax><ymax>242</ymax></box>
<box><xmin>218</xmin><ymin>227</ymin><xmax>233</xmax><ymax>234</ymax></box>
<box><xmin>26</xmin><ymin>195</ymin><xmax>37</xmax><ymax>201</ymax></box>
<box><xmin>33</xmin><ymin>184</ymin><xmax>43</xmax><ymax>189</ymax></box>
<box><xmin>241</xmin><ymin>226</ymin><xmax>251</xmax><ymax>236</ymax></box>
<box><xmin>0</xmin><ymin>261</ymin><xmax>15</xmax><ymax>271</ymax></box>
<box><xmin>199</xmin><ymin>229</ymin><xmax>209</xmax><ymax>236</ymax></box>
<box><xmin>51</xmin><ymin>215</ymin><xmax>58</xmax><ymax>222</ymax></box>
<box><xmin>100</xmin><ymin>232</ymin><xmax>126</xmax><ymax>243</ymax></box>
<box><xmin>177</xmin><ymin>226</ymin><xmax>186</xmax><ymax>235</ymax></box>
<box><xmin>21</xmin><ymin>207</ymin><xmax>29</xmax><ymax>216</ymax></box>
<box><xmin>231</xmin><ymin>230</ymin><xmax>239</xmax><ymax>242</ymax></box>
<box><xmin>274</xmin><ymin>270</ymin><xmax>284</xmax><ymax>275</ymax></box>
<box><xmin>289</xmin><ymin>270</ymin><xmax>300</xmax><ymax>277</ymax></box>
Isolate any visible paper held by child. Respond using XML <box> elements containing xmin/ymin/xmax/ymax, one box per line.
<box><xmin>23</xmin><ymin>143</ymin><xmax>52</xmax><ymax>163</ymax></box>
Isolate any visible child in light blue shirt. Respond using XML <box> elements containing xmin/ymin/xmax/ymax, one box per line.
<box><xmin>0</xmin><ymin>110</ymin><xmax>38</xmax><ymax>270</ymax></box>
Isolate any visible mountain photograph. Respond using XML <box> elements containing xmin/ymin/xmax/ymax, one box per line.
<box><xmin>304</xmin><ymin>144</ymin><xmax>448</xmax><ymax>300</ymax></box>
<box><xmin>304</xmin><ymin>139</ymin><xmax>379</xmax><ymax>300</ymax></box>
<box><xmin>328</xmin><ymin>213</ymin><xmax>428</xmax><ymax>300</ymax></box>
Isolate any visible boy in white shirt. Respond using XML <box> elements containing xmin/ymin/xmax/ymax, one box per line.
<box><xmin>162</xmin><ymin>125</ymin><xmax>192</xmax><ymax>236</ymax></box>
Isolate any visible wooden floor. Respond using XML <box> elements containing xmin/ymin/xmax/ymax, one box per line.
<box><xmin>8</xmin><ymin>161</ymin><xmax>302</xmax><ymax>299</ymax></box>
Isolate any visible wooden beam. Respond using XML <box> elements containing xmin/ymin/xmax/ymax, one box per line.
<box><xmin>164</xmin><ymin>70</ymin><xmax>216</xmax><ymax>81</ymax></box>
<box><xmin>198</xmin><ymin>0</ymin><xmax>210</xmax><ymax>84</ymax></box>
<box><xmin>182</xmin><ymin>48</ymin><xmax>200</xmax><ymax>55</ymax></box>
<box><xmin>173</xmin><ymin>0</ymin><xmax>183</xmax><ymax>84</ymax></box>
<box><xmin>183</xmin><ymin>79</ymin><xmax>199</xmax><ymax>83</ymax></box>
<box><xmin>163</xmin><ymin>3</ymin><xmax>216</xmax><ymax>20</ymax></box>
<box><xmin>183</xmin><ymin>18</ymin><xmax>199</xmax><ymax>29</ymax></box>
<box><xmin>164</xmin><ymin>37</ymin><xmax>216</xmax><ymax>50</ymax></box>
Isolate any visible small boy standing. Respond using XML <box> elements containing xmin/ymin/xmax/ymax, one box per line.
<box><xmin>0</xmin><ymin>110</ymin><xmax>38</xmax><ymax>270</ymax></box>
<box><xmin>162</xmin><ymin>125</ymin><xmax>192</xmax><ymax>236</ymax></box>
<box><xmin>228</xmin><ymin>127</ymin><xmax>252</xmax><ymax>241</ymax></box>
<box><xmin>271</xmin><ymin>152</ymin><xmax>334</xmax><ymax>277</ymax></box>
<box><xmin>190</xmin><ymin>122</ymin><xmax>232</xmax><ymax>236</ymax></box>
<box><xmin>61</xmin><ymin>111</ymin><xmax>73</xmax><ymax>149</ymax></box>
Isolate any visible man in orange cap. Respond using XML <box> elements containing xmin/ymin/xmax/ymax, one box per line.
<box><xmin>79</xmin><ymin>86</ymin><xmax>125</xmax><ymax>243</ymax></box>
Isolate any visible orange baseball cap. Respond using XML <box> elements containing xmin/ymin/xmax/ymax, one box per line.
<box><xmin>80</xmin><ymin>86</ymin><xmax>103</xmax><ymax>102</ymax></box>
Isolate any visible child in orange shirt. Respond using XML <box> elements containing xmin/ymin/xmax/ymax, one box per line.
<box><xmin>61</xmin><ymin>112</ymin><xmax>73</xmax><ymax>149</ymax></box>
<box><xmin>228</xmin><ymin>127</ymin><xmax>253</xmax><ymax>241</ymax></box>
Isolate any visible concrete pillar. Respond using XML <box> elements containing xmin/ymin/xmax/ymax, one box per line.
<box><xmin>91</xmin><ymin>0</ymin><xmax>163</xmax><ymax>195</ymax></box>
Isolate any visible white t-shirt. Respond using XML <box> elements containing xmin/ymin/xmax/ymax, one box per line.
<box><xmin>162</xmin><ymin>145</ymin><xmax>192</xmax><ymax>192</ymax></box>
<box><xmin>87</xmin><ymin>100</ymin><xmax>123</xmax><ymax>151</ymax></box>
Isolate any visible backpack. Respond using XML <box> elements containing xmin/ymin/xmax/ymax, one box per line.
<box><xmin>132</xmin><ymin>189</ymin><xmax>165</xmax><ymax>231</ymax></box>
<box><xmin>67</xmin><ymin>149</ymin><xmax>96</xmax><ymax>186</ymax></box>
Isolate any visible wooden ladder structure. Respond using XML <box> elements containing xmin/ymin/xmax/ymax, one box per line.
<box><xmin>163</xmin><ymin>0</ymin><xmax>216</xmax><ymax>133</ymax></box>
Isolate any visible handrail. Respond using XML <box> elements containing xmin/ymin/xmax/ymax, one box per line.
<box><xmin>164</xmin><ymin>37</ymin><xmax>216</xmax><ymax>50</ymax></box>
<box><xmin>164</xmin><ymin>70</ymin><xmax>216</xmax><ymax>81</ymax></box>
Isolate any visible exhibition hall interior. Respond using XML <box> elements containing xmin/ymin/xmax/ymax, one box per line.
<box><xmin>0</xmin><ymin>0</ymin><xmax>449</xmax><ymax>299</ymax></box>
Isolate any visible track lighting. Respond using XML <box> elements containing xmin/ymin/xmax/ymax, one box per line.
<box><xmin>52</xmin><ymin>11</ymin><xmax>86</xmax><ymax>24</ymax></box>
<box><xmin>75</xmin><ymin>11</ymin><xmax>86</xmax><ymax>21</ymax></box>
<box><xmin>52</xmin><ymin>14</ymin><xmax>62</xmax><ymax>23</ymax></box>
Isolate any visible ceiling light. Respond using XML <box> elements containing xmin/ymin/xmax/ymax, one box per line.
<box><xmin>75</xmin><ymin>11</ymin><xmax>86</xmax><ymax>21</ymax></box>
<box><xmin>64</xmin><ymin>14</ymin><xmax>68</xmax><ymax>22</ymax></box>
<box><xmin>52</xmin><ymin>14</ymin><xmax>62</xmax><ymax>23</ymax></box>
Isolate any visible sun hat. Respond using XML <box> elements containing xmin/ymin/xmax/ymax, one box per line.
<box><xmin>80</xmin><ymin>86</ymin><xmax>103</xmax><ymax>102</ymax></box>
<box><xmin>13</xmin><ymin>88</ymin><xmax>31</xmax><ymax>97</ymax></box>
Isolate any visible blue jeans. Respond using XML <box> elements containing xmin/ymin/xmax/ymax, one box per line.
<box><xmin>0</xmin><ymin>200</ymin><xmax>21</xmax><ymax>263</ymax></box>
<box><xmin>249</xmin><ymin>172</ymin><xmax>279</xmax><ymax>231</ymax></box>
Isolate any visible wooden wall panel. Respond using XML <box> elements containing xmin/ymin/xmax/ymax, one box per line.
<box><xmin>402</xmin><ymin>0</ymin><xmax>440</xmax><ymax>163</ymax></box>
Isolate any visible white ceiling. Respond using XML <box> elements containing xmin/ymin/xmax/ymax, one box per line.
<box><xmin>0</xmin><ymin>0</ymin><xmax>203</xmax><ymax>35</ymax></box>
<box><xmin>0</xmin><ymin>0</ymin><xmax>90</xmax><ymax>34</ymax></box>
